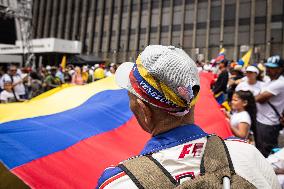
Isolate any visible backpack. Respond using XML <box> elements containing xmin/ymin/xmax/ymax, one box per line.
<box><xmin>118</xmin><ymin>135</ymin><xmax>256</xmax><ymax>189</ymax></box>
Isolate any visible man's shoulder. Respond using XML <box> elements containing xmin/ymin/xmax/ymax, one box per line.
<box><xmin>224</xmin><ymin>137</ymin><xmax>260</xmax><ymax>158</ymax></box>
<box><xmin>225</xmin><ymin>138</ymin><xmax>281</xmax><ymax>189</ymax></box>
<box><xmin>264</xmin><ymin>76</ymin><xmax>284</xmax><ymax>95</ymax></box>
<box><xmin>225</xmin><ymin>138</ymin><xmax>261</xmax><ymax>159</ymax></box>
<box><xmin>270</xmin><ymin>76</ymin><xmax>284</xmax><ymax>87</ymax></box>
<box><xmin>97</xmin><ymin>166</ymin><xmax>124</xmax><ymax>189</ymax></box>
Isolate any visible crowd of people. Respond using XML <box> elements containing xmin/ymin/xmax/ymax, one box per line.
<box><xmin>0</xmin><ymin>48</ymin><xmax>284</xmax><ymax>188</ymax></box>
<box><xmin>197</xmin><ymin>55</ymin><xmax>284</xmax><ymax>186</ymax></box>
<box><xmin>97</xmin><ymin>45</ymin><xmax>283</xmax><ymax>189</ymax></box>
<box><xmin>0</xmin><ymin>63</ymin><xmax>117</xmax><ymax>103</ymax></box>
<box><xmin>198</xmin><ymin>56</ymin><xmax>284</xmax><ymax>157</ymax></box>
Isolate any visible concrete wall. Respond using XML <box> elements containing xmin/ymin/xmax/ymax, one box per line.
<box><xmin>32</xmin><ymin>0</ymin><xmax>284</xmax><ymax>63</ymax></box>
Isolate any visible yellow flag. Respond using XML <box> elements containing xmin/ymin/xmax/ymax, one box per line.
<box><xmin>240</xmin><ymin>49</ymin><xmax>252</xmax><ymax>68</ymax></box>
<box><xmin>60</xmin><ymin>55</ymin><xmax>67</xmax><ymax>69</ymax></box>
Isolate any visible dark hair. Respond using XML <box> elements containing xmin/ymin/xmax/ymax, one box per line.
<box><xmin>30</xmin><ymin>72</ymin><xmax>40</xmax><ymax>80</ymax></box>
<box><xmin>220</xmin><ymin>59</ymin><xmax>228</xmax><ymax>67</ymax></box>
<box><xmin>234</xmin><ymin>90</ymin><xmax>257</xmax><ymax>133</ymax></box>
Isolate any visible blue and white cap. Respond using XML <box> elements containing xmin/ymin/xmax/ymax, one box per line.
<box><xmin>265</xmin><ymin>55</ymin><xmax>284</xmax><ymax>68</ymax></box>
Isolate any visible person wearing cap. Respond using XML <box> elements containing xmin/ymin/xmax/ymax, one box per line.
<box><xmin>235</xmin><ymin>66</ymin><xmax>264</xmax><ymax>96</ymax></box>
<box><xmin>255</xmin><ymin>55</ymin><xmax>284</xmax><ymax>158</ymax></box>
<box><xmin>96</xmin><ymin>45</ymin><xmax>280</xmax><ymax>189</ymax></box>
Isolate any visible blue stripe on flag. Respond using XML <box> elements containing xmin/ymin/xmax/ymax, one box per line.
<box><xmin>0</xmin><ymin>89</ymin><xmax>132</xmax><ymax>169</ymax></box>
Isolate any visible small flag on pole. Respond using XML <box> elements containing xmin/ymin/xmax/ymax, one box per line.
<box><xmin>215</xmin><ymin>48</ymin><xmax>226</xmax><ymax>63</ymax></box>
<box><xmin>238</xmin><ymin>49</ymin><xmax>252</xmax><ymax>68</ymax></box>
<box><xmin>60</xmin><ymin>55</ymin><xmax>67</xmax><ymax>69</ymax></box>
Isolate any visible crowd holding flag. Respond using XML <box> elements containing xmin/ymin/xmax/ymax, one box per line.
<box><xmin>0</xmin><ymin>41</ymin><xmax>283</xmax><ymax>188</ymax></box>
<box><xmin>0</xmin><ymin>73</ymin><xmax>232</xmax><ymax>188</ymax></box>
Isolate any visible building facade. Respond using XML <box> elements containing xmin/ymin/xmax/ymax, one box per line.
<box><xmin>31</xmin><ymin>0</ymin><xmax>284</xmax><ymax>63</ymax></box>
<box><xmin>0</xmin><ymin>0</ymin><xmax>19</xmax><ymax>45</ymax></box>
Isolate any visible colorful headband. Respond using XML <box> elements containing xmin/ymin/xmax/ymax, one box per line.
<box><xmin>129</xmin><ymin>56</ymin><xmax>199</xmax><ymax>115</ymax></box>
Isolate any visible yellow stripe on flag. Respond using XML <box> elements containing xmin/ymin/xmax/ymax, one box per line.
<box><xmin>0</xmin><ymin>76</ymin><xmax>120</xmax><ymax>123</ymax></box>
<box><xmin>29</xmin><ymin>84</ymin><xmax>73</xmax><ymax>102</ymax></box>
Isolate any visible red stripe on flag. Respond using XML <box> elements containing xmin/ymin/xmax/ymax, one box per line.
<box><xmin>12</xmin><ymin>116</ymin><xmax>150</xmax><ymax>189</ymax></box>
<box><xmin>11</xmin><ymin>72</ymin><xmax>232</xmax><ymax>189</ymax></box>
<box><xmin>195</xmin><ymin>72</ymin><xmax>232</xmax><ymax>138</ymax></box>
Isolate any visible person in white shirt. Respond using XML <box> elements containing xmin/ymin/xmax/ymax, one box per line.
<box><xmin>267</xmin><ymin>148</ymin><xmax>284</xmax><ymax>188</ymax></box>
<box><xmin>0</xmin><ymin>81</ymin><xmax>20</xmax><ymax>103</ymax></box>
<box><xmin>229</xmin><ymin>90</ymin><xmax>256</xmax><ymax>139</ymax></box>
<box><xmin>0</xmin><ymin>65</ymin><xmax>27</xmax><ymax>99</ymax></box>
<box><xmin>256</xmin><ymin>55</ymin><xmax>284</xmax><ymax>157</ymax></box>
<box><xmin>236</xmin><ymin>66</ymin><xmax>264</xmax><ymax>96</ymax></box>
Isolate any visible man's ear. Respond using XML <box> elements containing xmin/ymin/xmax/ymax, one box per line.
<box><xmin>136</xmin><ymin>99</ymin><xmax>152</xmax><ymax>127</ymax></box>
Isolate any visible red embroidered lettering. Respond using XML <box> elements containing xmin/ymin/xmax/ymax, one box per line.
<box><xmin>178</xmin><ymin>144</ymin><xmax>193</xmax><ymax>159</ymax></box>
<box><xmin>192</xmin><ymin>143</ymin><xmax>204</xmax><ymax>157</ymax></box>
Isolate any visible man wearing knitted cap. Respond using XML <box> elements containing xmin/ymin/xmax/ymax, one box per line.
<box><xmin>97</xmin><ymin>45</ymin><xmax>280</xmax><ymax>189</ymax></box>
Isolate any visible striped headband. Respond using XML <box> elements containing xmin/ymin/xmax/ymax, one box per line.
<box><xmin>129</xmin><ymin>56</ymin><xmax>199</xmax><ymax>115</ymax></box>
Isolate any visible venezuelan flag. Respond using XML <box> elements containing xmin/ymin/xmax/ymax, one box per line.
<box><xmin>238</xmin><ymin>49</ymin><xmax>253</xmax><ymax>68</ymax></box>
<box><xmin>0</xmin><ymin>73</ymin><xmax>232</xmax><ymax>189</ymax></box>
<box><xmin>214</xmin><ymin>48</ymin><xmax>226</xmax><ymax>63</ymax></box>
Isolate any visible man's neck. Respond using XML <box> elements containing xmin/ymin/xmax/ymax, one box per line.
<box><xmin>270</xmin><ymin>74</ymin><xmax>281</xmax><ymax>81</ymax></box>
<box><xmin>151</xmin><ymin>111</ymin><xmax>195</xmax><ymax>136</ymax></box>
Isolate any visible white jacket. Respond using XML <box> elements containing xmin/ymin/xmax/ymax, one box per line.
<box><xmin>97</xmin><ymin>125</ymin><xmax>280</xmax><ymax>189</ymax></box>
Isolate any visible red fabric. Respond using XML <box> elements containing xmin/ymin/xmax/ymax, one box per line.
<box><xmin>12</xmin><ymin>72</ymin><xmax>232</xmax><ymax>189</ymax></box>
<box><xmin>195</xmin><ymin>72</ymin><xmax>232</xmax><ymax>138</ymax></box>
<box><xmin>13</xmin><ymin>117</ymin><xmax>150</xmax><ymax>189</ymax></box>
